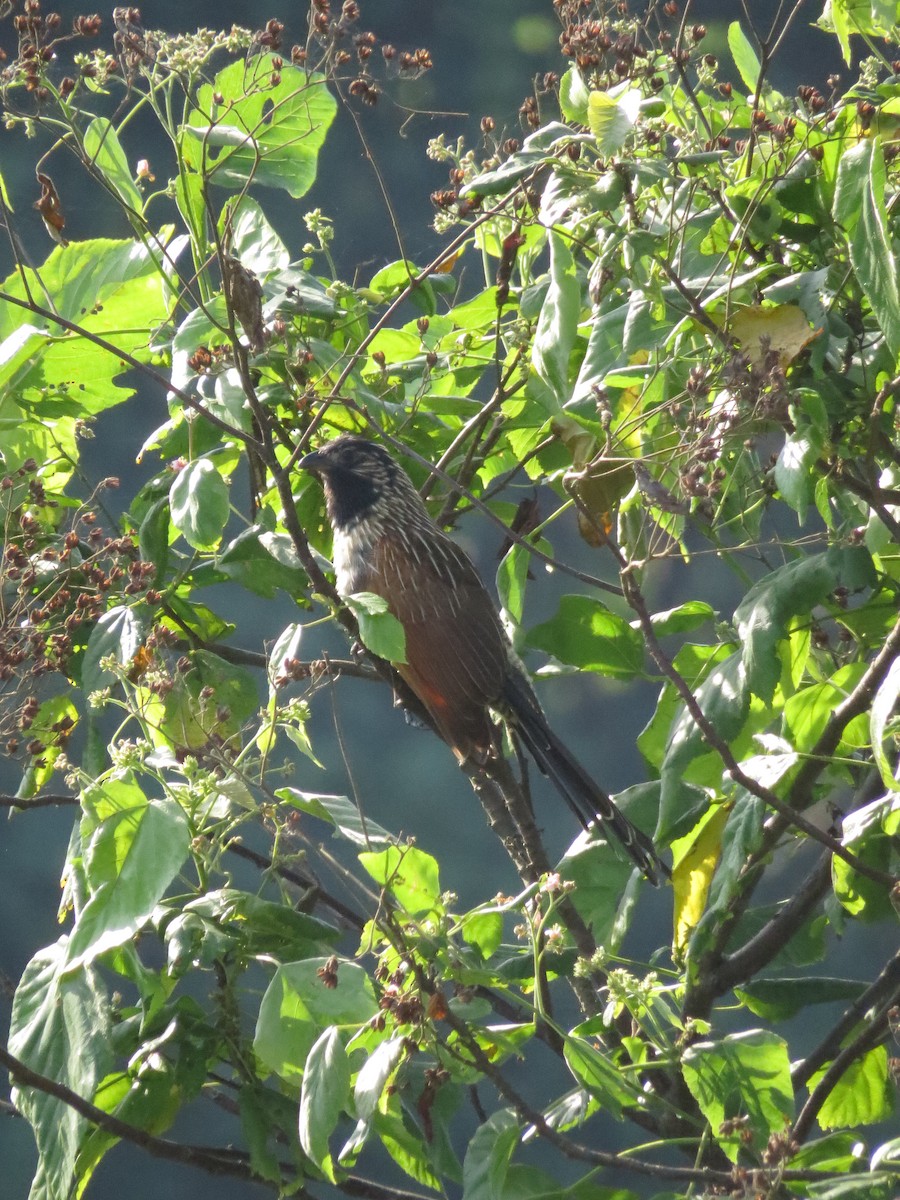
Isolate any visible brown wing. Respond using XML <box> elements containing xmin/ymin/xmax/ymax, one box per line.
<box><xmin>370</xmin><ymin>527</ymin><xmax>509</xmax><ymax>760</ymax></box>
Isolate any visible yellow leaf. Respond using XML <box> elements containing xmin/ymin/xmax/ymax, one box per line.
<box><xmin>671</xmin><ymin>805</ymin><xmax>731</xmax><ymax>955</ymax></box>
<box><xmin>729</xmin><ymin>304</ymin><xmax>820</xmax><ymax>369</ymax></box>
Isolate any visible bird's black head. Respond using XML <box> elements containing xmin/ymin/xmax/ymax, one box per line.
<box><xmin>299</xmin><ymin>435</ymin><xmax>407</xmax><ymax>529</ymax></box>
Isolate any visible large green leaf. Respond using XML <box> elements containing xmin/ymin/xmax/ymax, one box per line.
<box><xmin>682</xmin><ymin>1030</ymin><xmax>794</xmax><ymax>1162</ymax></box>
<box><xmin>727</xmin><ymin>21</ymin><xmax>762</xmax><ymax>92</ymax></box>
<box><xmin>345</xmin><ymin>591</ymin><xmax>407</xmax><ymax>663</ymax></box>
<box><xmin>299</xmin><ymin>1026</ymin><xmax>351</xmax><ymax>1181</ymax></box>
<box><xmin>462</xmin><ymin>1108</ymin><xmax>520</xmax><ymax>1200</ymax></box>
<box><xmin>82</xmin><ymin>117</ymin><xmax>143</xmax><ymax>212</ymax></box>
<box><xmin>9</xmin><ymin>940</ymin><xmax>112</xmax><ymax>1200</ymax></box>
<box><xmin>81</xmin><ymin>605</ymin><xmax>148</xmax><ymax>694</ymax></box>
<box><xmin>735</xmin><ymin>976</ymin><xmax>867</xmax><ymax>1020</ymax></box>
<box><xmin>563</xmin><ymin>1022</ymin><xmax>641</xmax><ymax>1117</ymax></box>
<box><xmin>67</xmin><ymin>779</ymin><xmax>190</xmax><ymax>968</ymax></box>
<box><xmin>532</xmin><ymin>231</ymin><xmax>579</xmax><ymax>407</ymax></box>
<box><xmin>254</xmin><ymin>959</ymin><xmax>378</xmax><ymax>1083</ymax></box>
<box><xmin>808</xmin><ymin>1045</ymin><xmax>893</xmax><ymax>1130</ymax></box>
<box><xmin>735</xmin><ymin>548</ymin><xmax>876</xmax><ymax>703</ymax></box>
<box><xmin>169</xmin><ymin>458</ymin><xmax>230</xmax><ymax>550</ymax></box>
<box><xmin>358</xmin><ymin>846</ymin><xmax>441</xmax><ymax>916</ymax></box>
<box><xmin>525</xmin><ymin>594</ymin><xmax>644</xmax><ymax>677</ymax></box>
<box><xmin>184</xmin><ymin>58</ymin><xmax>336</xmax><ymax>197</ymax></box>
<box><xmin>0</xmin><ymin>237</ymin><xmax>179</xmax><ymax>411</ymax></box>
<box><xmin>834</xmin><ymin>138</ymin><xmax>900</xmax><ymax>360</ymax></box>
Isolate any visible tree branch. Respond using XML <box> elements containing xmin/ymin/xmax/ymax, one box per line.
<box><xmin>620</xmin><ymin>566</ymin><xmax>898</xmax><ymax>887</ymax></box>
<box><xmin>0</xmin><ymin>1044</ymin><xmax>267</xmax><ymax>1185</ymax></box>
<box><xmin>791</xmin><ymin>1006</ymin><xmax>895</xmax><ymax>1144</ymax></box>
<box><xmin>792</xmin><ymin>949</ymin><xmax>900</xmax><ymax>1091</ymax></box>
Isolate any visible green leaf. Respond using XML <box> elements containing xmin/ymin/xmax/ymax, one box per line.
<box><xmin>137</xmin><ymin>495</ymin><xmax>170</xmax><ymax>580</ymax></box>
<box><xmin>532</xmin><ymin>231</ymin><xmax>579</xmax><ymax>407</ymax></box>
<box><xmin>354</xmin><ymin>1035</ymin><xmax>405</xmax><ymax>1121</ymax></box>
<box><xmin>784</xmin><ymin>664</ymin><xmax>868</xmax><ymax>754</ymax></box>
<box><xmin>525</xmin><ymin>595</ymin><xmax>644</xmax><ymax>677</ymax></box>
<box><xmin>9</xmin><ymin>940</ymin><xmax>113</xmax><ymax>1200</ymax></box>
<box><xmin>81</xmin><ymin>604</ymin><xmax>147</xmax><ymax>693</ymax></box>
<box><xmin>648</xmin><ymin>601</ymin><xmax>715</xmax><ymax>638</ymax></box>
<box><xmin>561</xmin><ymin>835</ymin><xmax>637</xmax><ymax>948</ymax></box>
<box><xmin>775</xmin><ymin>424</ymin><xmax>821</xmax><ymax>516</ymax></box>
<box><xmin>659</xmin><ymin>652</ymin><xmax>749</xmax><ymax>839</ymax></box>
<box><xmin>462</xmin><ymin>1108</ymin><xmax>520</xmax><ymax>1200</ymax></box>
<box><xmin>183</xmin><ymin>889</ymin><xmax>339</xmax><ymax>960</ymax></box>
<box><xmin>464</xmin><ymin>149</ymin><xmax>547</xmax><ymax>198</ymax></box>
<box><xmin>735</xmin><ymin>548</ymin><xmax>876</xmax><ymax>702</ymax></box>
<box><xmin>0</xmin><ymin>237</ymin><xmax>181</xmax><ymax>414</ymax></box>
<box><xmin>345</xmin><ymin>591</ymin><xmax>407</xmax><ymax>663</ymax></box>
<box><xmin>559</xmin><ymin>67</ymin><xmax>591</xmax><ymax>124</ymax></box>
<box><xmin>68</xmin><ymin>782</ymin><xmax>190</xmax><ymax>969</ymax></box>
<box><xmin>169</xmin><ymin>458</ymin><xmax>230</xmax><ymax>550</ymax></box>
<box><xmin>563</xmin><ymin>1025</ymin><xmax>639</xmax><ymax>1117</ymax></box>
<box><xmin>358</xmin><ymin>845</ymin><xmax>441</xmax><ymax>916</ymax></box>
<box><xmin>217</xmin><ymin>527</ymin><xmax>308</xmax><ymax>598</ymax></box>
<box><xmin>184</xmin><ymin>59</ymin><xmax>337</xmax><ymax>197</ymax></box>
<box><xmin>735</xmin><ymin>977</ymin><xmax>867</xmax><ymax>1021</ymax></box>
<box><xmin>727</xmin><ymin>22</ymin><xmax>761</xmax><ymax>93</ymax></box>
<box><xmin>277</xmin><ymin>787</ymin><xmax>392</xmax><ymax>846</ymax></box>
<box><xmin>374</xmin><ymin>1102</ymin><xmax>444</xmax><ymax>1191</ymax></box>
<box><xmin>834</xmin><ymin>138</ymin><xmax>900</xmax><ymax>361</ymax></box>
<box><xmin>870</xmin><ymin>657</ymin><xmax>900</xmax><ymax>790</ymax></box>
<box><xmin>818</xmin><ymin>0</ymin><xmax>897</xmax><ymax>64</ymax></box>
<box><xmin>808</xmin><ymin>1045</ymin><xmax>893</xmax><ymax>1130</ymax></box>
<box><xmin>586</xmin><ymin>89</ymin><xmax>640</xmax><ymax>154</ymax></box>
<box><xmin>299</xmin><ymin>1026</ymin><xmax>351</xmax><ymax>1181</ymax></box>
<box><xmin>222</xmin><ymin>195</ymin><xmax>289</xmax><ymax>274</ymax></box>
<box><xmin>682</xmin><ymin>1030</ymin><xmax>794</xmax><ymax>1161</ymax></box>
<box><xmin>82</xmin><ymin>117</ymin><xmax>143</xmax><ymax>212</ymax></box>
<box><xmin>255</xmin><ymin>959</ymin><xmax>378</xmax><ymax>1083</ymax></box>
<box><xmin>832</xmin><ymin>795</ymin><xmax>897</xmax><ymax>921</ymax></box>
<box><xmin>460</xmin><ymin>910</ymin><xmax>504</xmax><ymax>960</ymax></box>
<box><xmin>17</xmin><ymin>693</ymin><xmax>78</xmax><ymax>795</ymax></box>
<box><xmin>267</xmin><ymin>622</ymin><xmax>304</xmax><ymax>696</ymax></box>
<box><xmin>497</xmin><ymin>544</ymin><xmax>529</xmax><ymax>626</ymax></box>
<box><xmin>239</xmin><ymin>1085</ymin><xmax>295</xmax><ymax>1184</ymax></box>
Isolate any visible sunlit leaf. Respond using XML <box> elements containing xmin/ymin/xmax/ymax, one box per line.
<box><xmin>808</xmin><ymin>1045</ymin><xmax>893</xmax><ymax>1130</ymax></box>
<box><xmin>682</xmin><ymin>1030</ymin><xmax>793</xmax><ymax>1161</ymax></box>
<box><xmin>299</xmin><ymin>1026</ymin><xmax>350</xmax><ymax>1181</ymax></box>
<box><xmin>358</xmin><ymin>845</ymin><xmax>441</xmax><ymax>916</ymax></box>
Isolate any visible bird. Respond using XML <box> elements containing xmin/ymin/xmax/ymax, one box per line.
<box><xmin>299</xmin><ymin>434</ymin><xmax>668</xmax><ymax>885</ymax></box>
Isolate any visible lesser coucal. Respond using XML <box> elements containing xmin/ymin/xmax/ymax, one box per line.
<box><xmin>300</xmin><ymin>435</ymin><xmax>668</xmax><ymax>884</ymax></box>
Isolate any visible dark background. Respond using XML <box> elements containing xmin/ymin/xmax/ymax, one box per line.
<box><xmin>0</xmin><ymin>3</ymin><xmax>852</xmax><ymax>1197</ymax></box>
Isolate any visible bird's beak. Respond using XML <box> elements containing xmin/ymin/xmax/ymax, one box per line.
<box><xmin>298</xmin><ymin>450</ymin><xmax>326</xmax><ymax>473</ymax></box>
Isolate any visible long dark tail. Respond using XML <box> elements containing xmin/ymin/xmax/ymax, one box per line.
<box><xmin>504</xmin><ymin>677</ymin><xmax>669</xmax><ymax>886</ymax></box>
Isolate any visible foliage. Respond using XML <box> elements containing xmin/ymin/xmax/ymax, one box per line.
<box><xmin>1</xmin><ymin>2</ymin><xmax>899</xmax><ymax>1199</ymax></box>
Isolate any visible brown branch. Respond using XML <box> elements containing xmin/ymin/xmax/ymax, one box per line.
<box><xmin>784</xmin><ymin>611</ymin><xmax>900</xmax><ymax>816</ymax></box>
<box><xmin>792</xmin><ymin>949</ymin><xmax>900</xmax><ymax>1092</ymax></box>
<box><xmin>432</xmin><ymin>988</ymin><xmax>837</xmax><ymax>1187</ymax></box>
<box><xmin>2</xmin><ymin>1042</ymin><xmax>433</xmax><ymax>1200</ymax></box>
<box><xmin>619</xmin><ymin>566</ymin><xmax>897</xmax><ymax>888</ymax></box>
<box><xmin>0</xmin><ymin>793</ymin><xmax>78</xmax><ymax>810</ymax></box>
<box><xmin>0</xmin><ymin>291</ymin><xmax>264</xmax><ymax>453</ymax></box>
<box><xmin>225</xmin><ymin>841</ymin><xmax>366</xmax><ymax>931</ymax></box>
<box><xmin>684</xmin><ymin>853</ymin><xmax>832</xmax><ymax>1020</ymax></box>
<box><xmin>0</xmin><ymin>1044</ymin><xmax>267</xmax><ymax>1185</ymax></box>
<box><xmin>791</xmin><ymin>1006</ymin><xmax>895</xmax><ymax>1144</ymax></box>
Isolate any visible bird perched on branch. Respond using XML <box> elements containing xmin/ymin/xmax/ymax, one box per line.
<box><xmin>299</xmin><ymin>434</ymin><xmax>668</xmax><ymax>885</ymax></box>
